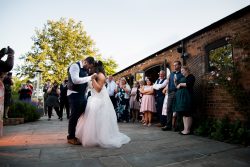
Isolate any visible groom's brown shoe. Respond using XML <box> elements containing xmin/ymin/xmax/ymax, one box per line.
<box><xmin>67</xmin><ymin>138</ymin><xmax>81</xmax><ymax>145</ymax></box>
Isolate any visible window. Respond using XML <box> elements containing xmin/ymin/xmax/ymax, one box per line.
<box><xmin>135</xmin><ymin>72</ymin><xmax>144</xmax><ymax>81</ymax></box>
<box><xmin>206</xmin><ymin>38</ymin><xmax>233</xmax><ymax>72</ymax></box>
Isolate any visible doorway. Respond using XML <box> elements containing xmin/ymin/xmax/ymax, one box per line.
<box><xmin>145</xmin><ymin>65</ymin><xmax>161</xmax><ymax>83</ymax></box>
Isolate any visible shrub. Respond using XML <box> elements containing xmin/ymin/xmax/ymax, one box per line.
<box><xmin>194</xmin><ymin>117</ymin><xmax>249</xmax><ymax>146</ymax></box>
<box><xmin>194</xmin><ymin>118</ymin><xmax>214</xmax><ymax>137</ymax></box>
<box><xmin>9</xmin><ymin>100</ymin><xmax>41</xmax><ymax>122</ymax></box>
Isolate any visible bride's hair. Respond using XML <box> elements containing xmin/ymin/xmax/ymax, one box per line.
<box><xmin>94</xmin><ymin>60</ymin><xmax>106</xmax><ymax>76</ymax></box>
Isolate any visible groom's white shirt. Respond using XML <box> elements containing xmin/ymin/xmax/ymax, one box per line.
<box><xmin>67</xmin><ymin>61</ymin><xmax>92</xmax><ymax>96</ymax></box>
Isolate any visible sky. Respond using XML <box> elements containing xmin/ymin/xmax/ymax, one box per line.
<box><xmin>0</xmin><ymin>0</ymin><xmax>249</xmax><ymax>73</ymax></box>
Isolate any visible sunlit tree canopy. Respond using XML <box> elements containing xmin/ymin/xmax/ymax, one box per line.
<box><xmin>16</xmin><ymin>18</ymin><xmax>118</xmax><ymax>84</ymax></box>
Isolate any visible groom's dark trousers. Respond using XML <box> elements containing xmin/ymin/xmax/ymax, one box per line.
<box><xmin>67</xmin><ymin>93</ymin><xmax>87</xmax><ymax>139</ymax></box>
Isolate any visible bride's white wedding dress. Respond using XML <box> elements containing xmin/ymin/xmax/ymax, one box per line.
<box><xmin>75</xmin><ymin>82</ymin><xmax>131</xmax><ymax>148</ymax></box>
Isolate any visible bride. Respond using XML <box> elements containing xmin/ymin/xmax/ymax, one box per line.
<box><xmin>75</xmin><ymin>60</ymin><xmax>131</xmax><ymax>148</ymax></box>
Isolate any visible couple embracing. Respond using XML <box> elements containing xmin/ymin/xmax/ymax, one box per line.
<box><xmin>67</xmin><ymin>57</ymin><xmax>130</xmax><ymax>148</ymax></box>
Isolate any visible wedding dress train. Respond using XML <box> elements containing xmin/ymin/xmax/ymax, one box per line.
<box><xmin>75</xmin><ymin>83</ymin><xmax>130</xmax><ymax>148</ymax></box>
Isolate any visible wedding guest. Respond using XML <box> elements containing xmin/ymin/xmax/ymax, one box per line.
<box><xmin>43</xmin><ymin>80</ymin><xmax>51</xmax><ymax>116</ymax></box>
<box><xmin>60</xmin><ymin>79</ymin><xmax>70</xmax><ymax>119</ymax></box>
<box><xmin>138</xmin><ymin>80</ymin><xmax>145</xmax><ymax>123</ymax></box>
<box><xmin>114</xmin><ymin>79</ymin><xmax>122</xmax><ymax>121</ymax></box>
<box><xmin>140</xmin><ymin>78</ymin><xmax>156</xmax><ymax>127</ymax></box>
<box><xmin>3</xmin><ymin>72</ymin><xmax>13</xmax><ymax>119</ymax></box>
<box><xmin>153</xmin><ymin>70</ymin><xmax>167</xmax><ymax>127</ymax></box>
<box><xmin>117</xmin><ymin>77</ymin><xmax>131</xmax><ymax>123</ymax></box>
<box><xmin>18</xmin><ymin>83</ymin><xmax>32</xmax><ymax>101</ymax></box>
<box><xmin>174</xmin><ymin>66</ymin><xmax>195</xmax><ymax>135</ymax></box>
<box><xmin>46</xmin><ymin>82</ymin><xmax>61</xmax><ymax>121</ymax></box>
<box><xmin>106</xmin><ymin>75</ymin><xmax>117</xmax><ymax>109</ymax></box>
<box><xmin>26</xmin><ymin>80</ymin><xmax>33</xmax><ymax>102</ymax></box>
<box><xmin>129</xmin><ymin>81</ymin><xmax>140</xmax><ymax>122</ymax></box>
<box><xmin>161</xmin><ymin>75</ymin><xmax>170</xmax><ymax>126</ymax></box>
<box><xmin>162</xmin><ymin>61</ymin><xmax>184</xmax><ymax>131</ymax></box>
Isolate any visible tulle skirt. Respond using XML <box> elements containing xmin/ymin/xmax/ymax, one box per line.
<box><xmin>75</xmin><ymin>87</ymin><xmax>131</xmax><ymax>148</ymax></box>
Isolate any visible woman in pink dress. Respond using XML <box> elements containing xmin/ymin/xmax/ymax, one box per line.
<box><xmin>139</xmin><ymin>78</ymin><xmax>156</xmax><ymax>127</ymax></box>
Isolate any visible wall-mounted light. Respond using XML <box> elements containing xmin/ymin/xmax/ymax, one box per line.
<box><xmin>177</xmin><ymin>41</ymin><xmax>189</xmax><ymax>65</ymax></box>
<box><xmin>181</xmin><ymin>52</ymin><xmax>189</xmax><ymax>58</ymax></box>
<box><xmin>177</xmin><ymin>45</ymin><xmax>183</xmax><ymax>53</ymax></box>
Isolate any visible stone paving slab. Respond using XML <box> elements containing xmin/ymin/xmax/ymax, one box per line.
<box><xmin>0</xmin><ymin>115</ymin><xmax>249</xmax><ymax>167</ymax></box>
<box><xmin>123</xmin><ymin>147</ymin><xmax>204</xmax><ymax>167</ymax></box>
<box><xmin>0</xmin><ymin>158</ymin><xmax>104</xmax><ymax>167</ymax></box>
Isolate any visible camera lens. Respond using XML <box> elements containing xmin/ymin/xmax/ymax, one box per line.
<box><xmin>4</xmin><ymin>48</ymin><xmax>8</xmax><ymax>54</ymax></box>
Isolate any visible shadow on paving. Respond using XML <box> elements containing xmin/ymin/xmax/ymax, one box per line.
<box><xmin>0</xmin><ymin>116</ymin><xmax>249</xmax><ymax>167</ymax></box>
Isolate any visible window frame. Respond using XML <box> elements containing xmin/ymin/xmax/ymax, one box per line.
<box><xmin>205</xmin><ymin>38</ymin><xmax>233</xmax><ymax>72</ymax></box>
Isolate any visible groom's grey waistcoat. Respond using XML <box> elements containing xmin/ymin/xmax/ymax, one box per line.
<box><xmin>68</xmin><ymin>61</ymin><xmax>88</xmax><ymax>95</ymax></box>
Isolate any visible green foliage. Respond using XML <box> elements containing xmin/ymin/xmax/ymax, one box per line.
<box><xmin>210</xmin><ymin>117</ymin><xmax>230</xmax><ymax>141</ymax></box>
<box><xmin>194</xmin><ymin>117</ymin><xmax>249</xmax><ymax>146</ymax></box>
<box><xmin>209</xmin><ymin>44</ymin><xmax>233</xmax><ymax>72</ymax></box>
<box><xmin>194</xmin><ymin>118</ymin><xmax>214</xmax><ymax>136</ymax></box>
<box><xmin>9</xmin><ymin>100</ymin><xmax>41</xmax><ymax>122</ymax></box>
<box><xmin>11</xmin><ymin>76</ymin><xmax>31</xmax><ymax>101</ymax></box>
<box><xmin>15</xmin><ymin>18</ymin><xmax>118</xmax><ymax>83</ymax></box>
<box><xmin>208</xmin><ymin>43</ymin><xmax>250</xmax><ymax>115</ymax></box>
<box><xmin>96</xmin><ymin>55</ymin><xmax>118</xmax><ymax>76</ymax></box>
<box><xmin>11</xmin><ymin>76</ymin><xmax>30</xmax><ymax>94</ymax></box>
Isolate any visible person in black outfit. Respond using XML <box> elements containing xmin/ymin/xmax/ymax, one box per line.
<box><xmin>0</xmin><ymin>46</ymin><xmax>14</xmax><ymax>73</ymax></box>
<box><xmin>43</xmin><ymin>80</ymin><xmax>51</xmax><ymax>116</ymax></box>
<box><xmin>67</xmin><ymin>57</ymin><xmax>96</xmax><ymax>145</ymax></box>
<box><xmin>3</xmin><ymin>72</ymin><xmax>13</xmax><ymax>119</ymax></box>
<box><xmin>174</xmin><ymin>66</ymin><xmax>195</xmax><ymax>135</ymax></box>
<box><xmin>60</xmin><ymin>79</ymin><xmax>70</xmax><ymax>119</ymax></box>
<box><xmin>46</xmin><ymin>82</ymin><xmax>61</xmax><ymax>121</ymax></box>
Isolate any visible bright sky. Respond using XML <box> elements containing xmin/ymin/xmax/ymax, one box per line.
<box><xmin>0</xmin><ymin>0</ymin><xmax>249</xmax><ymax>73</ymax></box>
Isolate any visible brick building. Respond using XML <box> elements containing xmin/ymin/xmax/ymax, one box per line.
<box><xmin>113</xmin><ymin>5</ymin><xmax>250</xmax><ymax>121</ymax></box>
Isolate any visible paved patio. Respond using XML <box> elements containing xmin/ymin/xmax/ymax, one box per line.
<box><xmin>0</xmin><ymin>114</ymin><xmax>249</xmax><ymax>167</ymax></box>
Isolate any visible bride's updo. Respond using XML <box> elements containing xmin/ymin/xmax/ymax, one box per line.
<box><xmin>94</xmin><ymin>60</ymin><xmax>106</xmax><ymax>76</ymax></box>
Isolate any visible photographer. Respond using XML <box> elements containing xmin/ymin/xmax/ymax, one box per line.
<box><xmin>0</xmin><ymin>46</ymin><xmax>14</xmax><ymax>73</ymax></box>
<box><xmin>46</xmin><ymin>82</ymin><xmax>61</xmax><ymax>121</ymax></box>
<box><xmin>60</xmin><ymin>79</ymin><xmax>70</xmax><ymax>119</ymax></box>
<box><xmin>3</xmin><ymin>72</ymin><xmax>13</xmax><ymax>118</ymax></box>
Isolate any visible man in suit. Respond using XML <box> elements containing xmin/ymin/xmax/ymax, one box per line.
<box><xmin>67</xmin><ymin>57</ymin><xmax>96</xmax><ymax>145</ymax></box>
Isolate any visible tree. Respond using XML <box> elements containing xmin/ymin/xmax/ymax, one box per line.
<box><xmin>96</xmin><ymin>55</ymin><xmax>118</xmax><ymax>76</ymax></box>
<box><xmin>16</xmin><ymin>18</ymin><xmax>118</xmax><ymax>83</ymax></box>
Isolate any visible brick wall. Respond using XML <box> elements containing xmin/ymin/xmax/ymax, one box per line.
<box><xmin>114</xmin><ymin>8</ymin><xmax>250</xmax><ymax>121</ymax></box>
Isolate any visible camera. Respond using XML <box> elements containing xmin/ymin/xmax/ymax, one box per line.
<box><xmin>3</xmin><ymin>46</ymin><xmax>10</xmax><ymax>55</ymax></box>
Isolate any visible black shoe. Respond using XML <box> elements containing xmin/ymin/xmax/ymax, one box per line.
<box><xmin>162</xmin><ymin>126</ymin><xmax>172</xmax><ymax>131</ymax></box>
<box><xmin>60</xmin><ymin>117</ymin><xmax>63</xmax><ymax>121</ymax></box>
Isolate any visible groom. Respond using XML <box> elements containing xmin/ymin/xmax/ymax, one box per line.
<box><xmin>67</xmin><ymin>56</ymin><xmax>96</xmax><ymax>145</ymax></box>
